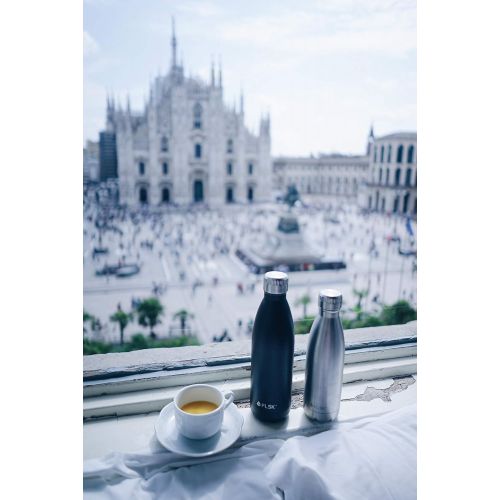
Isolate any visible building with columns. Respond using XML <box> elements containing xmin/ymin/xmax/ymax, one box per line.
<box><xmin>102</xmin><ymin>22</ymin><xmax>272</xmax><ymax>207</ymax></box>
<box><xmin>273</xmin><ymin>153</ymin><xmax>368</xmax><ymax>202</ymax></box>
<box><xmin>360</xmin><ymin>131</ymin><xmax>417</xmax><ymax>217</ymax></box>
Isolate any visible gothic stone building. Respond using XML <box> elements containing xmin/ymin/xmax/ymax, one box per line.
<box><xmin>103</xmin><ymin>25</ymin><xmax>271</xmax><ymax>207</ymax></box>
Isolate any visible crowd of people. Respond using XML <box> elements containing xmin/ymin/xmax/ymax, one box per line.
<box><xmin>84</xmin><ymin>187</ymin><xmax>417</xmax><ymax>343</ymax></box>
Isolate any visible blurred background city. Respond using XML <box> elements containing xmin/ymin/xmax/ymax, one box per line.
<box><xmin>83</xmin><ymin>0</ymin><xmax>416</xmax><ymax>354</ymax></box>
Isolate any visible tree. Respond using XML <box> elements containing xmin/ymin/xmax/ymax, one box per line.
<box><xmin>173</xmin><ymin>309</ymin><xmax>194</xmax><ymax>335</ymax></box>
<box><xmin>295</xmin><ymin>293</ymin><xmax>312</xmax><ymax>318</ymax></box>
<box><xmin>83</xmin><ymin>338</ymin><xmax>112</xmax><ymax>355</ymax></box>
<box><xmin>83</xmin><ymin>310</ymin><xmax>97</xmax><ymax>336</ymax></box>
<box><xmin>294</xmin><ymin>316</ymin><xmax>315</xmax><ymax>335</ymax></box>
<box><xmin>352</xmin><ymin>288</ymin><xmax>369</xmax><ymax>309</ymax></box>
<box><xmin>136</xmin><ymin>297</ymin><xmax>164</xmax><ymax>337</ymax></box>
<box><xmin>110</xmin><ymin>308</ymin><xmax>134</xmax><ymax>345</ymax></box>
<box><xmin>83</xmin><ymin>333</ymin><xmax>201</xmax><ymax>355</ymax></box>
<box><xmin>380</xmin><ymin>300</ymin><xmax>416</xmax><ymax>325</ymax></box>
<box><xmin>128</xmin><ymin>333</ymin><xmax>149</xmax><ymax>350</ymax></box>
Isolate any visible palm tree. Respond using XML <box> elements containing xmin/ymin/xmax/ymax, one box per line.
<box><xmin>353</xmin><ymin>288</ymin><xmax>369</xmax><ymax>310</ymax></box>
<box><xmin>173</xmin><ymin>309</ymin><xmax>194</xmax><ymax>335</ymax></box>
<box><xmin>136</xmin><ymin>297</ymin><xmax>164</xmax><ymax>338</ymax></box>
<box><xmin>83</xmin><ymin>310</ymin><xmax>95</xmax><ymax>336</ymax></box>
<box><xmin>110</xmin><ymin>308</ymin><xmax>134</xmax><ymax>345</ymax></box>
<box><xmin>295</xmin><ymin>293</ymin><xmax>312</xmax><ymax>319</ymax></box>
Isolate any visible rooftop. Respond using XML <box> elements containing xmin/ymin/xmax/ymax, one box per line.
<box><xmin>376</xmin><ymin>131</ymin><xmax>417</xmax><ymax>141</ymax></box>
<box><xmin>273</xmin><ymin>154</ymin><xmax>368</xmax><ymax>164</ymax></box>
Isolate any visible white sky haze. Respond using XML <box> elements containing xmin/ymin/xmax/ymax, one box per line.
<box><xmin>84</xmin><ymin>0</ymin><xmax>416</xmax><ymax>156</ymax></box>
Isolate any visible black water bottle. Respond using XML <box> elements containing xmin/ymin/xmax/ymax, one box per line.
<box><xmin>251</xmin><ymin>271</ymin><xmax>295</xmax><ymax>422</ymax></box>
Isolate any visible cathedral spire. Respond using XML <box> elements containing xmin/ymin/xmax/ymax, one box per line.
<box><xmin>369</xmin><ymin>122</ymin><xmax>375</xmax><ymax>139</ymax></box>
<box><xmin>260</xmin><ymin>110</ymin><xmax>271</xmax><ymax>136</ymax></box>
<box><xmin>240</xmin><ymin>88</ymin><xmax>244</xmax><ymax>114</ymax></box>
<box><xmin>171</xmin><ymin>16</ymin><xmax>177</xmax><ymax>68</ymax></box>
<box><xmin>366</xmin><ymin>122</ymin><xmax>375</xmax><ymax>155</ymax></box>
<box><xmin>218</xmin><ymin>57</ymin><xmax>223</xmax><ymax>88</ymax></box>
<box><xmin>106</xmin><ymin>92</ymin><xmax>113</xmax><ymax>130</ymax></box>
<box><xmin>210</xmin><ymin>57</ymin><xmax>215</xmax><ymax>87</ymax></box>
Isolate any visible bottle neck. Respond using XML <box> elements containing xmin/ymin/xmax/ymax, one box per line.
<box><xmin>264</xmin><ymin>292</ymin><xmax>287</xmax><ymax>301</ymax></box>
<box><xmin>319</xmin><ymin>309</ymin><xmax>340</xmax><ymax>318</ymax></box>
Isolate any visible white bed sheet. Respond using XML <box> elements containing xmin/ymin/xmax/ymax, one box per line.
<box><xmin>84</xmin><ymin>404</ymin><xmax>416</xmax><ymax>499</ymax></box>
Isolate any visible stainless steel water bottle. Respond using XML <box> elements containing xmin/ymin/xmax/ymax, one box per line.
<box><xmin>250</xmin><ymin>271</ymin><xmax>295</xmax><ymax>422</ymax></box>
<box><xmin>303</xmin><ymin>289</ymin><xmax>345</xmax><ymax>422</ymax></box>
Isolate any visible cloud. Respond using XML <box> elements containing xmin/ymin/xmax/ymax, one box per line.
<box><xmin>83</xmin><ymin>0</ymin><xmax>415</xmax><ymax>152</ymax></box>
<box><xmin>177</xmin><ymin>0</ymin><xmax>222</xmax><ymax>18</ymax></box>
<box><xmin>218</xmin><ymin>3</ymin><xmax>415</xmax><ymax>57</ymax></box>
<box><xmin>83</xmin><ymin>0</ymin><xmax>116</xmax><ymax>5</ymax></box>
<box><xmin>83</xmin><ymin>31</ymin><xmax>99</xmax><ymax>58</ymax></box>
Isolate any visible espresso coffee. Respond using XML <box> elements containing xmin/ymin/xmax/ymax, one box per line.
<box><xmin>181</xmin><ymin>401</ymin><xmax>218</xmax><ymax>414</ymax></box>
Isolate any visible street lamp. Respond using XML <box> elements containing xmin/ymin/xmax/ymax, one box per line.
<box><xmin>395</xmin><ymin>188</ymin><xmax>410</xmax><ymax>301</ymax></box>
<box><xmin>381</xmin><ymin>234</ymin><xmax>391</xmax><ymax>304</ymax></box>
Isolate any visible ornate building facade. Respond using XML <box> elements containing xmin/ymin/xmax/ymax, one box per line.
<box><xmin>360</xmin><ymin>131</ymin><xmax>417</xmax><ymax>217</ymax></box>
<box><xmin>103</xmin><ymin>23</ymin><xmax>272</xmax><ymax>206</ymax></box>
<box><xmin>273</xmin><ymin>153</ymin><xmax>368</xmax><ymax>201</ymax></box>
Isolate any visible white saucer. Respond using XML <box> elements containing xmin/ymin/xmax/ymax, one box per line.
<box><xmin>155</xmin><ymin>402</ymin><xmax>244</xmax><ymax>457</ymax></box>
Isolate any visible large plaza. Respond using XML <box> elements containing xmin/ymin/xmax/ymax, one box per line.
<box><xmin>83</xmin><ymin>198</ymin><xmax>416</xmax><ymax>345</ymax></box>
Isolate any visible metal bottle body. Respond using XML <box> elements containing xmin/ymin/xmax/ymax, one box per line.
<box><xmin>250</xmin><ymin>272</ymin><xmax>294</xmax><ymax>422</ymax></box>
<box><xmin>303</xmin><ymin>308</ymin><xmax>345</xmax><ymax>422</ymax></box>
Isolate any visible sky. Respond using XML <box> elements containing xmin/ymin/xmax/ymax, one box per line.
<box><xmin>84</xmin><ymin>0</ymin><xmax>416</xmax><ymax>156</ymax></box>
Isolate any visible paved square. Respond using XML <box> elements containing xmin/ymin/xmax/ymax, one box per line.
<box><xmin>84</xmin><ymin>202</ymin><xmax>416</xmax><ymax>345</ymax></box>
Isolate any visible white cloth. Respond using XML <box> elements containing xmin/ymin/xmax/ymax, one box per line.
<box><xmin>84</xmin><ymin>404</ymin><xmax>416</xmax><ymax>499</ymax></box>
<box><xmin>84</xmin><ymin>439</ymin><xmax>285</xmax><ymax>499</ymax></box>
<box><xmin>265</xmin><ymin>404</ymin><xmax>416</xmax><ymax>500</ymax></box>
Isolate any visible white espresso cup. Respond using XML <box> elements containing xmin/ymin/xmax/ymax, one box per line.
<box><xmin>173</xmin><ymin>384</ymin><xmax>234</xmax><ymax>440</ymax></box>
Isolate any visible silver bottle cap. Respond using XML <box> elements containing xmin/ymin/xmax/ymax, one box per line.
<box><xmin>264</xmin><ymin>271</ymin><xmax>289</xmax><ymax>294</ymax></box>
<box><xmin>319</xmin><ymin>289</ymin><xmax>342</xmax><ymax>312</ymax></box>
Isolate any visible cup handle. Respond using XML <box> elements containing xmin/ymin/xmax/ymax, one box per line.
<box><xmin>222</xmin><ymin>391</ymin><xmax>234</xmax><ymax>410</ymax></box>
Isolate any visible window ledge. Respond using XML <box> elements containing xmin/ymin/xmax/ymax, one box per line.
<box><xmin>83</xmin><ymin>374</ymin><xmax>417</xmax><ymax>460</ymax></box>
<box><xmin>84</xmin><ymin>322</ymin><xmax>417</xmax><ymax>381</ymax></box>
<box><xmin>83</xmin><ymin>325</ymin><xmax>417</xmax><ymax>459</ymax></box>
<box><xmin>83</xmin><ymin>323</ymin><xmax>416</xmax><ymax>419</ymax></box>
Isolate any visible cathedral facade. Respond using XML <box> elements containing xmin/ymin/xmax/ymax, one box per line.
<box><xmin>103</xmin><ymin>24</ymin><xmax>272</xmax><ymax>207</ymax></box>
